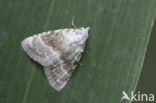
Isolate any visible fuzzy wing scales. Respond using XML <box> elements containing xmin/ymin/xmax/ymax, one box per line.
<box><xmin>44</xmin><ymin>63</ymin><xmax>77</xmax><ymax>91</ymax></box>
<box><xmin>21</xmin><ymin>27</ymin><xmax>89</xmax><ymax>91</ymax></box>
<box><xmin>21</xmin><ymin>31</ymin><xmax>62</xmax><ymax>67</ymax></box>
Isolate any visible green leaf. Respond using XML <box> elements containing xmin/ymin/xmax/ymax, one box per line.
<box><xmin>0</xmin><ymin>0</ymin><xmax>156</xmax><ymax>103</ymax></box>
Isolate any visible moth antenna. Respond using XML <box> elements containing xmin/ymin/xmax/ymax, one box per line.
<box><xmin>72</xmin><ymin>16</ymin><xmax>77</xmax><ymax>29</ymax></box>
<box><xmin>21</xmin><ymin>18</ymin><xmax>89</xmax><ymax>91</ymax></box>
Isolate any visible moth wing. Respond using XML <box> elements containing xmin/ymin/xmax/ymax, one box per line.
<box><xmin>21</xmin><ymin>28</ymin><xmax>89</xmax><ymax>91</ymax></box>
<box><xmin>21</xmin><ymin>31</ymin><xmax>63</xmax><ymax>67</ymax></box>
<box><xmin>44</xmin><ymin>63</ymin><xmax>77</xmax><ymax>91</ymax></box>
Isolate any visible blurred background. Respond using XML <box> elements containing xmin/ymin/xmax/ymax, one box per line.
<box><xmin>0</xmin><ymin>0</ymin><xmax>155</xmax><ymax>103</ymax></box>
<box><xmin>134</xmin><ymin>19</ymin><xmax>156</xmax><ymax>103</ymax></box>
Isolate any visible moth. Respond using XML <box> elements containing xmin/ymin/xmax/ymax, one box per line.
<box><xmin>21</xmin><ymin>17</ymin><xmax>89</xmax><ymax>91</ymax></box>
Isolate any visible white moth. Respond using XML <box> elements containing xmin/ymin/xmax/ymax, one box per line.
<box><xmin>21</xmin><ymin>18</ymin><xmax>89</xmax><ymax>91</ymax></box>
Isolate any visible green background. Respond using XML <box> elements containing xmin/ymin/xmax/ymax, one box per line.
<box><xmin>134</xmin><ymin>19</ymin><xmax>156</xmax><ymax>100</ymax></box>
<box><xmin>0</xmin><ymin>0</ymin><xmax>156</xmax><ymax>103</ymax></box>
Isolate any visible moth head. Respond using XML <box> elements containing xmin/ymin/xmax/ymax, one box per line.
<box><xmin>74</xmin><ymin>27</ymin><xmax>90</xmax><ymax>44</ymax></box>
